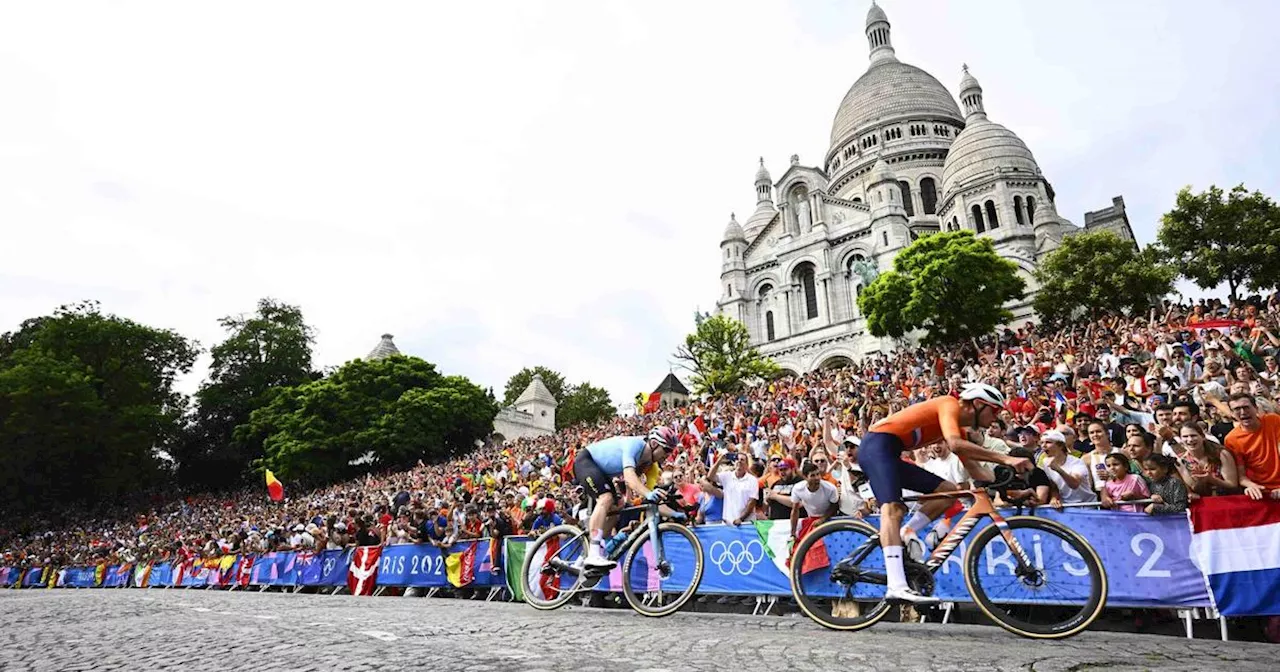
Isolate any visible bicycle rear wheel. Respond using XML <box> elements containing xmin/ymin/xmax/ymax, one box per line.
<box><xmin>789</xmin><ymin>519</ymin><xmax>895</xmax><ymax>631</ymax></box>
<box><xmin>518</xmin><ymin>524</ymin><xmax>588</xmax><ymax>611</ymax></box>
<box><xmin>964</xmin><ymin>516</ymin><xmax>1107</xmax><ymax>639</ymax></box>
<box><xmin>620</xmin><ymin>522</ymin><xmax>704</xmax><ymax>617</ymax></box>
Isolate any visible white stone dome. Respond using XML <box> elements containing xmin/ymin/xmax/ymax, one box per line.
<box><xmin>722</xmin><ymin>213</ymin><xmax>745</xmax><ymax>242</ymax></box>
<box><xmin>829</xmin><ymin>61</ymin><xmax>963</xmax><ymax>155</ymax></box>
<box><xmin>940</xmin><ymin>118</ymin><xmax>1041</xmax><ymax>198</ymax></box>
<box><xmin>742</xmin><ymin>204</ymin><xmax>777</xmax><ymax>240</ymax></box>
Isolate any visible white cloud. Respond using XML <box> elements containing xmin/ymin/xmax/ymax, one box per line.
<box><xmin>2</xmin><ymin>0</ymin><xmax>1277</xmax><ymax>405</ymax></box>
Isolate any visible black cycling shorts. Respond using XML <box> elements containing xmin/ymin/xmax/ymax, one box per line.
<box><xmin>573</xmin><ymin>450</ymin><xmax>618</xmax><ymax>500</ymax></box>
<box><xmin>858</xmin><ymin>431</ymin><xmax>945</xmax><ymax>505</ymax></box>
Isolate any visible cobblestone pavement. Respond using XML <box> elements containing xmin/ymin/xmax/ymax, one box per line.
<box><xmin>0</xmin><ymin>590</ymin><xmax>1273</xmax><ymax>672</ymax></box>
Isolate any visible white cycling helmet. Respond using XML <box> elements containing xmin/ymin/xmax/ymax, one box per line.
<box><xmin>959</xmin><ymin>383</ymin><xmax>1005</xmax><ymax>408</ymax></box>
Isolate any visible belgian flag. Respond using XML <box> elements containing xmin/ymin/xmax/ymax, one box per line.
<box><xmin>265</xmin><ymin>470</ymin><xmax>284</xmax><ymax>502</ymax></box>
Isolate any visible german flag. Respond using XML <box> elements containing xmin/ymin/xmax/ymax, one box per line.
<box><xmin>265</xmin><ymin>470</ymin><xmax>284</xmax><ymax>502</ymax></box>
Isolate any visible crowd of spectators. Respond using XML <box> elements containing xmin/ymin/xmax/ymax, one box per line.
<box><xmin>4</xmin><ymin>293</ymin><xmax>1280</xmax><ymax>585</ymax></box>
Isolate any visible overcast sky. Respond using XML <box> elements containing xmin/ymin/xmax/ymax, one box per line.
<box><xmin>2</xmin><ymin>0</ymin><xmax>1278</xmax><ymax>408</ymax></box>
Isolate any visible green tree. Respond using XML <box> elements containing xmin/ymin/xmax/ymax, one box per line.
<box><xmin>0</xmin><ymin>302</ymin><xmax>198</xmax><ymax>512</ymax></box>
<box><xmin>674</xmin><ymin>313</ymin><xmax>779</xmax><ymax>395</ymax></box>
<box><xmin>245</xmin><ymin>355</ymin><xmax>497</xmax><ymax>482</ymax></box>
<box><xmin>177</xmin><ymin>298</ymin><xmax>316</xmax><ymax>488</ymax></box>
<box><xmin>1032</xmin><ymin>231</ymin><xmax>1176</xmax><ymax>329</ymax></box>
<box><xmin>1157</xmin><ymin>184</ymin><xmax>1280</xmax><ymax>301</ymax></box>
<box><xmin>858</xmin><ymin>230</ymin><xmax>1026</xmax><ymax>345</ymax></box>
<box><xmin>556</xmin><ymin>382</ymin><xmax>614</xmax><ymax>430</ymax></box>
<box><xmin>501</xmin><ymin>366</ymin><xmax>568</xmax><ymax>406</ymax></box>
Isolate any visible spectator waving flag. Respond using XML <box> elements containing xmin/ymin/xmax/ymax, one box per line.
<box><xmin>754</xmin><ymin>519</ymin><xmax>829</xmax><ymax>575</ymax></box>
<box><xmin>505</xmin><ymin>537</ymin><xmax>560</xmax><ymax>602</ymax></box>
<box><xmin>265</xmin><ymin>470</ymin><xmax>284</xmax><ymax>502</ymax></box>
<box><xmin>446</xmin><ymin>542</ymin><xmax>478</xmax><ymax>587</ymax></box>
<box><xmin>1189</xmin><ymin>495</ymin><xmax>1280</xmax><ymax>616</ymax></box>
<box><xmin>347</xmin><ymin>546</ymin><xmax>382</xmax><ymax>596</ymax></box>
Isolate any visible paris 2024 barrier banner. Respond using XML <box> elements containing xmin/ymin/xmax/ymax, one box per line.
<box><xmin>502</xmin><ymin>509</ymin><xmax>1213</xmax><ymax>610</ymax></box>
<box><xmin>0</xmin><ymin>511</ymin><xmax>1216</xmax><ymax>610</ymax></box>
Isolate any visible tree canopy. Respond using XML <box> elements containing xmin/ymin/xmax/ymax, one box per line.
<box><xmin>1033</xmin><ymin>231</ymin><xmax>1175</xmax><ymax>329</ymax></box>
<box><xmin>674</xmin><ymin>313</ymin><xmax>779</xmax><ymax>395</ymax></box>
<box><xmin>1157</xmin><ymin>184</ymin><xmax>1280</xmax><ymax>300</ymax></box>
<box><xmin>0</xmin><ymin>302</ymin><xmax>198</xmax><ymax>512</ymax></box>
<box><xmin>244</xmin><ymin>355</ymin><xmax>497</xmax><ymax>483</ymax></box>
<box><xmin>556</xmin><ymin>382</ymin><xmax>614</xmax><ymax>430</ymax></box>
<box><xmin>502</xmin><ymin>366</ymin><xmax>568</xmax><ymax>407</ymax></box>
<box><xmin>857</xmin><ymin>230</ymin><xmax>1026</xmax><ymax>346</ymax></box>
<box><xmin>176</xmin><ymin>298</ymin><xmax>317</xmax><ymax>489</ymax></box>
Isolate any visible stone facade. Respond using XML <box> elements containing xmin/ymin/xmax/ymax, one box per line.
<box><xmin>492</xmin><ymin>373</ymin><xmax>557</xmax><ymax>442</ymax></box>
<box><xmin>716</xmin><ymin>2</ymin><xmax>1135</xmax><ymax>375</ymax></box>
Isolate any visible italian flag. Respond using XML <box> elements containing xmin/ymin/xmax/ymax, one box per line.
<box><xmin>753</xmin><ymin>518</ymin><xmax>829</xmax><ymax>576</ymax></box>
<box><xmin>504</xmin><ymin>537</ymin><xmax>561</xmax><ymax>602</ymax></box>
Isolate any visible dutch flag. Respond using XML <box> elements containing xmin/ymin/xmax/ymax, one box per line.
<box><xmin>1188</xmin><ymin>495</ymin><xmax>1280</xmax><ymax>616</ymax></box>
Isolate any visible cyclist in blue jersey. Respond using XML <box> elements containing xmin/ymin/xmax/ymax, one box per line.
<box><xmin>571</xmin><ymin>426</ymin><xmax>679</xmax><ymax>570</ymax></box>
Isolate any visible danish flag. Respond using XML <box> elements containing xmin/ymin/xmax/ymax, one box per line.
<box><xmin>347</xmin><ymin>546</ymin><xmax>382</xmax><ymax>596</ymax></box>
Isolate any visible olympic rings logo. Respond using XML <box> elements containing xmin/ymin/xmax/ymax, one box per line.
<box><xmin>708</xmin><ymin>539</ymin><xmax>766</xmax><ymax>575</ymax></box>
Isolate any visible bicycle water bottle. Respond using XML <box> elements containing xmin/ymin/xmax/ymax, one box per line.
<box><xmin>604</xmin><ymin>531</ymin><xmax>627</xmax><ymax>557</ymax></box>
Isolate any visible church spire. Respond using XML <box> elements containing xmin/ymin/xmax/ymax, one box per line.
<box><xmin>959</xmin><ymin>64</ymin><xmax>986</xmax><ymax>119</ymax></box>
<box><xmin>754</xmin><ymin>157</ymin><xmax>773</xmax><ymax>205</ymax></box>
<box><xmin>866</xmin><ymin>1</ymin><xmax>897</xmax><ymax>64</ymax></box>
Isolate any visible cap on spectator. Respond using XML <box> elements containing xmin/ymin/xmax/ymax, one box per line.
<box><xmin>779</xmin><ymin>458</ymin><xmax>797</xmax><ymax>470</ymax></box>
<box><xmin>842</xmin><ymin>435</ymin><xmax>860</xmax><ymax>446</ymax></box>
<box><xmin>541</xmin><ymin>499</ymin><xmax>555</xmax><ymax>514</ymax></box>
<box><xmin>1041</xmin><ymin>430</ymin><xmax>1067</xmax><ymax>444</ymax></box>
<box><xmin>334</xmin><ymin>522</ymin><xmax>347</xmax><ymax>531</ymax></box>
<box><xmin>1017</xmin><ymin>425</ymin><xmax>1041</xmax><ymax>437</ymax></box>
<box><xmin>292</xmin><ymin>524</ymin><xmax>305</xmax><ymax>532</ymax></box>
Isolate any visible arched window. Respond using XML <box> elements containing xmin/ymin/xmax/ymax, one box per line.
<box><xmin>1014</xmin><ymin>196</ymin><xmax>1025</xmax><ymax>225</ymax></box>
<box><xmin>971</xmin><ymin>204</ymin><xmax>985</xmax><ymax>233</ymax></box>
<box><xmin>797</xmin><ymin>265</ymin><xmax>818</xmax><ymax>320</ymax></box>
<box><xmin>852</xmin><ymin>197</ymin><xmax>862</xmax><ymax>203</ymax></box>
<box><xmin>920</xmin><ymin>177</ymin><xmax>937</xmax><ymax>215</ymax></box>
<box><xmin>898</xmin><ymin>181</ymin><xmax>915</xmax><ymax>217</ymax></box>
<box><xmin>1027</xmin><ymin>196</ymin><xmax>1036</xmax><ymax>225</ymax></box>
<box><xmin>766</xmin><ymin>312</ymin><xmax>775</xmax><ymax>341</ymax></box>
<box><xmin>985</xmin><ymin>200</ymin><xmax>1000</xmax><ymax>229</ymax></box>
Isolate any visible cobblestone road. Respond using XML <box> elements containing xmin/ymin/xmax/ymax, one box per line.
<box><xmin>0</xmin><ymin>590</ymin><xmax>1272</xmax><ymax>672</ymax></box>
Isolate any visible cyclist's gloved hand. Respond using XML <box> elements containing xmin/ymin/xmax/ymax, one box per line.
<box><xmin>644</xmin><ymin>489</ymin><xmax>666</xmax><ymax>503</ymax></box>
<box><xmin>668</xmin><ymin>510</ymin><xmax>688</xmax><ymax>522</ymax></box>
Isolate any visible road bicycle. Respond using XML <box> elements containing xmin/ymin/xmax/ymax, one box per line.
<box><xmin>519</xmin><ymin>493</ymin><xmax>704</xmax><ymax>617</ymax></box>
<box><xmin>789</xmin><ymin>468</ymin><xmax>1107</xmax><ymax>639</ymax></box>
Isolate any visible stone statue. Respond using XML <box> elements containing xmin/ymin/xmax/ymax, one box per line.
<box><xmin>797</xmin><ymin>199</ymin><xmax>812</xmax><ymax>231</ymax></box>
<box><xmin>849</xmin><ymin>259</ymin><xmax>880</xmax><ymax>286</ymax></box>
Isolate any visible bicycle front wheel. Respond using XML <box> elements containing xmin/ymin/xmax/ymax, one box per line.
<box><xmin>789</xmin><ymin>518</ymin><xmax>894</xmax><ymax>631</ymax></box>
<box><xmin>964</xmin><ymin>516</ymin><xmax>1107</xmax><ymax>639</ymax></box>
<box><xmin>518</xmin><ymin>525</ymin><xmax>588</xmax><ymax>611</ymax></box>
<box><xmin>620</xmin><ymin>522</ymin><xmax>704</xmax><ymax>617</ymax></box>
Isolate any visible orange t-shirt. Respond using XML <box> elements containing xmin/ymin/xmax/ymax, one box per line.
<box><xmin>1225</xmin><ymin>413</ymin><xmax>1280</xmax><ymax>489</ymax></box>
<box><xmin>869</xmin><ymin>395</ymin><xmax>963</xmax><ymax>451</ymax></box>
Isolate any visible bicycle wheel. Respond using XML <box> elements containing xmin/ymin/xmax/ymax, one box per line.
<box><xmin>518</xmin><ymin>524</ymin><xmax>588</xmax><ymax>611</ymax></box>
<box><xmin>790</xmin><ymin>518</ymin><xmax>897</xmax><ymax>631</ymax></box>
<box><xmin>620</xmin><ymin>522</ymin><xmax>704</xmax><ymax>617</ymax></box>
<box><xmin>964</xmin><ymin>516</ymin><xmax>1107</xmax><ymax>639</ymax></box>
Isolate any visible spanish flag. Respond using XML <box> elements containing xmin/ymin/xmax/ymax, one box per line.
<box><xmin>265</xmin><ymin>470</ymin><xmax>284</xmax><ymax>502</ymax></box>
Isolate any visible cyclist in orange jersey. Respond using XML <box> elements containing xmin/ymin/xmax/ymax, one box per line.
<box><xmin>853</xmin><ymin>383</ymin><xmax>1031</xmax><ymax>604</ymax></box>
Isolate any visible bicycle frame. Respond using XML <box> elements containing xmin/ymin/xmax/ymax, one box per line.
<box><xmin>547</xmin><ymin>501</ymin><xmax>666</xmax><ymax>582</ymax></box>
<box><xmin>910</xmin><ymin>488</ymin><xmax>1036</xmax><ymax>574</ymax></box>
<box><xmin>837</xmin><ymin>488</ymin><xmax>1037</xmax><ymax>585</ymax></box>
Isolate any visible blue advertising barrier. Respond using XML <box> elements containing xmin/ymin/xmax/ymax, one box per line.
<box><xmin>22</xmin><ymin>568</ymin><xmax>44</xmax><ymax>587</ymax></box>
<box><xmin>149</xmin><ymin>562</ymin><xmax>173</xmax><ymax>587</ymax></box>
<box><xmin>62</xmin><ymin>567</ymin><xmax>97</xmax><ymax>588</ymax></box>
<box><xmin>300</xmin><ymin>549</ymin><xmax>353</xmax><ymax>587</ymax></box>
<box><xmin>3</xmin><ymin>516</ymin><xmax>1213</xmax><ymax>610</ymax></box>
<box><xmin>250</xmin><ymin>552</ymin><xmax>300</xmax><ymax>586</ymax></box>
<box><xmin>104</xmin><ymin>565</ymin><xmax>132</xmax><ymax>587</ymax></box>
<box><xmin>375</xmin><ymin>540</ymin><xmax>497</xmax><ymax>588</ymax></box>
